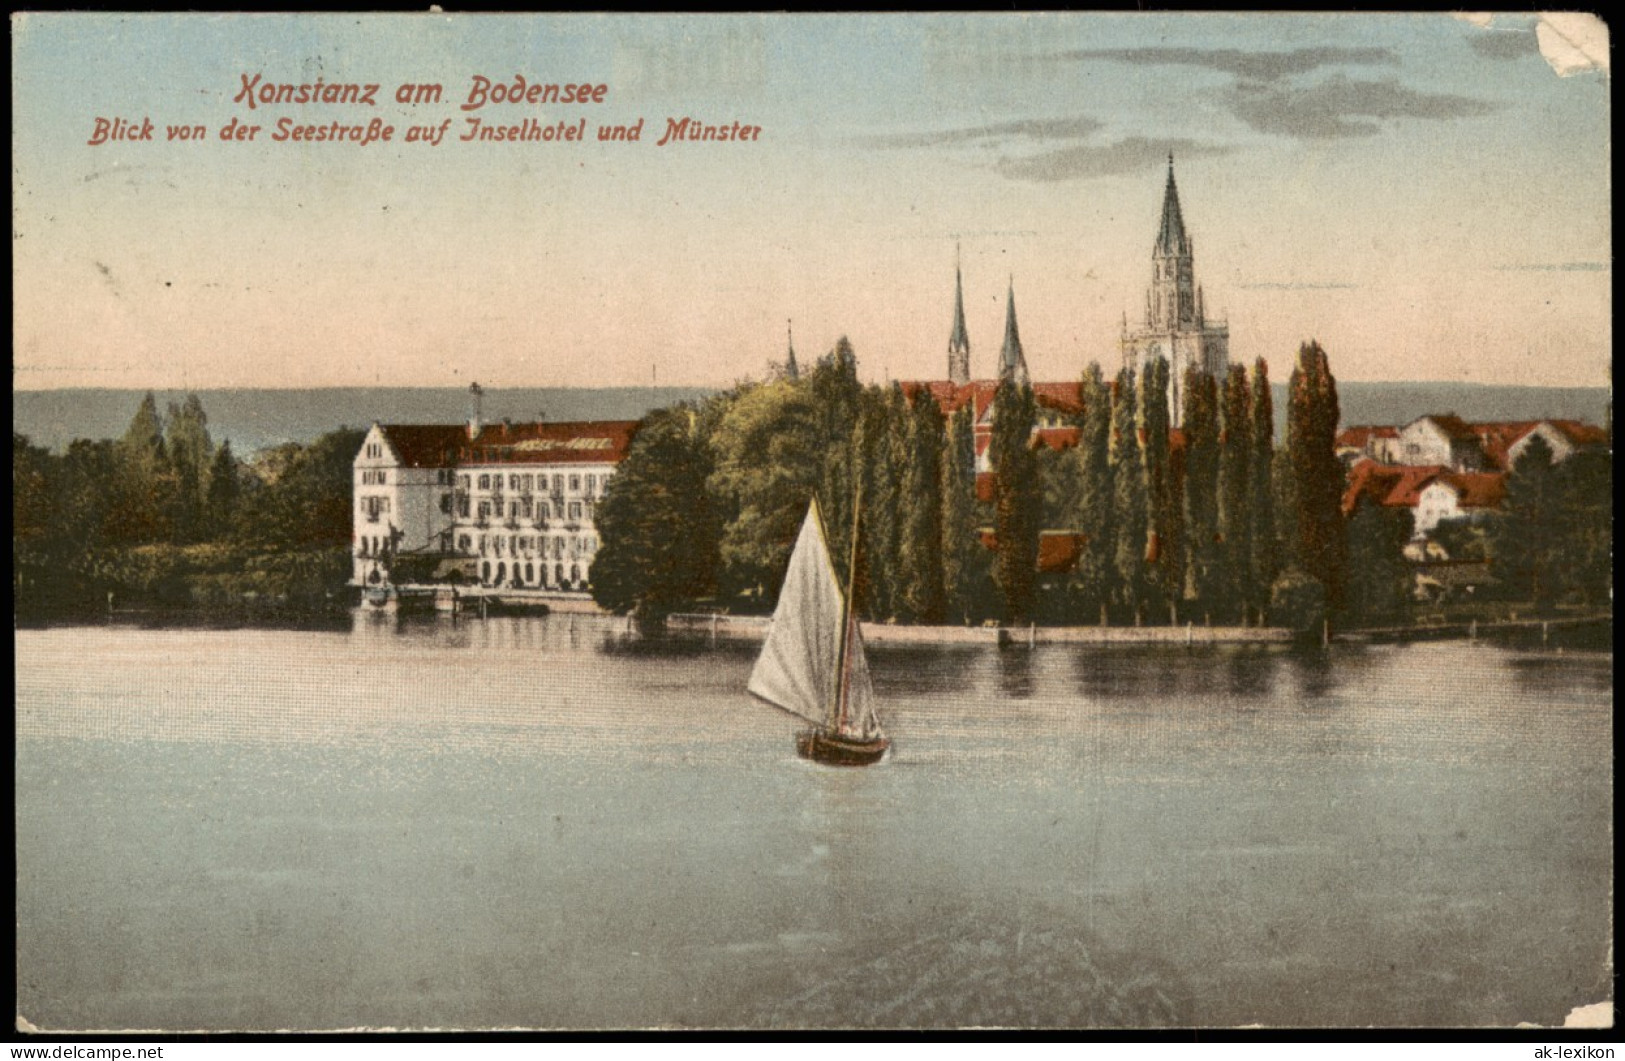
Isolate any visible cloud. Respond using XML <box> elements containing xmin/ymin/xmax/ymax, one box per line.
<box><xmin>1494</xmin><ymin>262</ymin><xmax>1610</xmax><ymax>272</ymax></box>
<box><xmin>995</xmin><ymin>136</ymin><xmax>1232</xmax><ymax>183</ymax></box>
<box><xmin>1226</xmin><ymin>75</ymin><xmax>1498</xmax><ymax>139</ymax></box>
<box><xmin>1046</xmin><ymin>46</ymin><xmax>1397</xmax><ymax>82</ymax></box>
<box><xmin>1466</xmin><ymin>28</ymin><xmax>1540</xmax><ymax>61</ymax></box>
<box><xmin>854</xmin><ymin>115</ymin><xmax>1104</xmax><ymax>150</ymax></box>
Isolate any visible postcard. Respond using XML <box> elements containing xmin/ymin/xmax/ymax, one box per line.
<box><xmin>12</xmin><ymin>12</ymin><xmax>1612</xmax><ymax>1033</ymax></box>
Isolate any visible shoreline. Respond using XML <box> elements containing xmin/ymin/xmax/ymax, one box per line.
<box><xmin>666</xmin><ymin>613</ymin><xmax>1295</xmax><ymax>646</ymax></box>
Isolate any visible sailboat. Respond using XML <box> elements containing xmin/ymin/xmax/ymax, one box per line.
<box><xmin>747</xmin><ymin>497</ymin><xmax>889</xmax><ymax>766</ymax></box>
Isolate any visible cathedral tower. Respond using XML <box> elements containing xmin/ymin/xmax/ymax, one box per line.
<box><xmin>1121</xmin><ymin>156</ymin><xmax>1229</xmax><ymax>425</ymax></box>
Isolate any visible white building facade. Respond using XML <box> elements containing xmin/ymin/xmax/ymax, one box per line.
<box><xmin>352</xmin><ymin>418</ymin><xmax>638</xmax><ymax>592</ymax></box>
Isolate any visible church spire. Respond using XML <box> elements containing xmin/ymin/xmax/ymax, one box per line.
<box><xmin>947</xmin><ymin>242</ymin><xmax>971</xmax><ymax>384</ymax></box>
<box><xmin>998</xmin><ymin>277</ymin><xmax>1029</xmax><ymax>388</ymax></box>
<box><xmin>784</xmin><ymin>319</ymin><xmax>799</xmax><ymax>381</ymax></box>
<box><xmin>1156</xmin><ymin>153</ymin><xmax>1190</xmax><ymax>258</ymax></box>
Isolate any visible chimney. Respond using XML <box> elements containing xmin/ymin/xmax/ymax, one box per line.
<box><xmin>468</xmin><ymin>382</ymin><xmax>484</xmax><ymax>440</ymax></box>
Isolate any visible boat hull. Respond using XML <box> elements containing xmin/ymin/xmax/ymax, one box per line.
<box><xmin>796</xmin><ymin>730</ymin><xmax>890</xmax><ymax>766</ymax></box>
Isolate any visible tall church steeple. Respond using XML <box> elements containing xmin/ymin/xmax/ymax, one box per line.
<box><xmin>947</xmin><ymin>244</ymin><xmax>971</xmax><ymax>384</ymax></box>
<box><xmin>998</xmin><ymin>278</ymin><xmax>1030</xmax><ymax>388</ymax></box>
<box><xmin>1149</xmin><ymin>154</ymin><xmax>1198</xmax><ymax>331</ymax></box>
<box><xmin>784</xmin><ymin>319</ymin><xmax>799</xmax><ymax>381</ymax></box>
<box><xmin>1120</xmin><ymin>154</ymin><xmax>1230</xmax><ymax>428</ymax></box>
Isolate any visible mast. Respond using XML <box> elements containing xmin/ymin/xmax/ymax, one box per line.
<box><xmin>832</xmin><ymin>481</ymin><xmax>862</xmax><ymax>734</ymax></box>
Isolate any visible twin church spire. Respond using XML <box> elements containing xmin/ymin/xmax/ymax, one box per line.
<box><xmin>945</xmin><ymin>242</ymin><xmax>1028</xmax><ymax>388</ymax></box>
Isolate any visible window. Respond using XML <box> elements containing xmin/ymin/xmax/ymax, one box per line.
<box><xmin>458</xmin><ymin>496</ymin><xmax>471</xmax><ymax>518</ymax></box>
<box><xmin>459</xmin><ymin>475</ymin><xmax>471</xmax><ymax>491</ymax></box>
<box><xmin>521</xmin><ymin>498</ymin><xmax>532</xmax><ymax>517</ymax></box>
<box><xmin>478</xmin><ymin>501</ymin><xmax>491</xmax><ymax>518</ymax></box>
<box><xmin>510</xmin><ymin>474</ymin><xmax>521</xmax><ymax>491</ymax></box>
<box><xmin>553</xmin><ymin>474</ymin><xmax>564</xmax><ymax>494</ymax></box>
<box><xmin>440</xmin><ymin>494</ymin><xmax>453</xmax><ymax>514</ymax></box>
<box><xmin>539</xmin><ymin>502</ymin><xmax>550</xmax><ymax>520</ymax></box>
<box><xmin>569</xmin><ymin>475</ymin><xmax>581</xmax><ymax>492</ymax></box>
<box><xmin>457</xmin><ymin>534</ymin><xmax>472</xmax><ymax>553</ymax></box>
<box><xmin>569</xmin><ymin>502</ymin><xmax>582</xmax><ymax>520</ymax></box>
<box><xmin>478</xmin><ymin>474</ymin><xmax>490</xmax><ymax>490</ymax></box>
<box><xmin>523</xmin><ymin>475</ymin><xmax>533</xmax><ymax>492</ymax></box>
<box><xmin>511</xmin><ymin>501</ymin><xmax>521</xmax><ymax>518</ymax></box>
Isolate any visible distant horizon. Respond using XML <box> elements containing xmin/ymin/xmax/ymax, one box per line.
<box><xmin>14</xmin><ymin>378</ymin><xmax>1610</xmax><ymax>461</ymax></box>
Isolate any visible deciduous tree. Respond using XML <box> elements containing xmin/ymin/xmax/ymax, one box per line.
<box><xmin>592</xmin><ymin>407</ymin><xmax>720</xmax><ymax>623</ymax></box>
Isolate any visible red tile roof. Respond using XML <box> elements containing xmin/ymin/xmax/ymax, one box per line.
<box><xmin>379</xmin><ymin>420</ymin><xmax>639</xmax><ymax>468</ymax></box>
<box><xmin>1419</xmin><ymin>413</ymin><xmax>1480</xmax><ymax>442</ymax></box>
<box><xmin>1469</xmin><ymin>420</ymin><xmax>1607</xmax><ymax>469</ymax></box>
<box><xmin>1381</xmin><ymin>465</ymin><xmax>1451</xmax><ymax>508</ymax></box>
<box><xmin>1469</xmin><ymin>421</ymin><xmax>1538</xmax><ymax>469</ymax></box>
<box><xmin>1336</xmin><ymin>424</ymin><xmax>1398</xmax><ymax>450</ymax></box>
<box><xmin>1033</xmin><ymin>381</ymin><xmax>1084</xmax><ymax>413</ymax></box>
<box><xmin>975</xmin><ymin>529</ymin><xmax>1086</xmax><ymax>573</ymax></box>
<box><xmin>1342</xmin><ymin>460</ymin><xmax>1507</xmax><ymax>514</ymax></box>
<box><xmin>376</xmin><ymin>424</ymin><xmax>469</xmax><ymax>469</ymax></box>
<box><xmin>1443</xmin><ymin>471</ymin><xmax>1507</xmax><ymax>509</ymax></box>
<box><xmin>899</xmin><ymin>378</ymin><xmax>1087</xmax><ymax>421</ymax></box>
<box><xmin>1548</xmin><ymin>419</ymin><xmax>1609</xmax><ymax>447</ymax></box>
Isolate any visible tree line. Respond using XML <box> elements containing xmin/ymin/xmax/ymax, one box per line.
<box><xmin>592</xmin><ymin>339</ymin><xmax>1370</xmax><ymax>632</ymax></box>
<box><xmin>14</xmin><ymin>392</ymin><xmax>363</xmax><ymax>620</ymax></box>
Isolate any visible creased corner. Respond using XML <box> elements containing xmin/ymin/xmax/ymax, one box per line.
<box><xmin>1537</xmin><ymin>13</ymin><xmax>1610</xmax><ymax>76</ymax></box>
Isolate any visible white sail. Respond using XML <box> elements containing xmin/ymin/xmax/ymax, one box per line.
<box><xmin>747</xmin><ymin>500</ymin><xmax>847</xmax><ymax>726</ymax></box>
<box><xmin>837</xmin><ymin>616</ymin><xmax>881</xmax><ymax>739</ymax></box>
<box><xmin>748</xmin><ymin>499</ymin><xmax>883</xmax><ymax>743</ymax></box>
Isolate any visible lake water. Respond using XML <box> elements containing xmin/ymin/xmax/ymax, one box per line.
<box><xmin>15</xmin><ymin>615</ymin><xmax>1613</xmax><ymax>1030</ymax></box>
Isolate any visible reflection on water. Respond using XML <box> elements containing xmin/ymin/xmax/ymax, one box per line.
<box><xmin>996</xmin><ymin>646</ymin><xmax>1035</xmax><ymax>700</ymax></box>
<box><xmin>14</xmin><ymin>615</ymin><xmax>1613</xmax><ymax>1031</ymax></box>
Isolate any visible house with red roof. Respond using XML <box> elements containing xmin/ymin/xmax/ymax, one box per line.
<box><xmin>1340</xmin><ymin>415</ymin><xmax>1606</xmax><ymax>473</ymax></box>
<box><xmin>1335</xmin><ymin>424</ymin><xmax>1400</xmax><ymax>467</ymax></box>
<box><xmin>1340</xmin><ymin>459</ymin><xmax>1507</xmax><ymax>538</ymax></box>
<box><xmin>352</xmin><ymin>385</ymin><xmax>639</xmax><ymax>592</ymax></box>
<box><xmin>1395</xmin><ymin>414</ymin><xmax>1490</xmax><ymax>471</ymax></box>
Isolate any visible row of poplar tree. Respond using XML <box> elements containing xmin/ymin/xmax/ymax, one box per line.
<box><xmin>592</xmin><ymin>338</ymin><xmax>1352</xmax><ymax>630</ymax></box>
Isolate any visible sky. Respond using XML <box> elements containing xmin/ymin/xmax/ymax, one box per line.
<box><xmin>11</xmin><ymin>13</ymin><xmax>1612</xmax><ymax>391</ymax></box>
